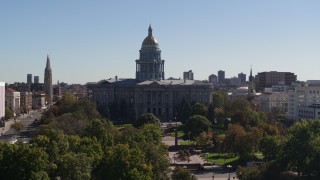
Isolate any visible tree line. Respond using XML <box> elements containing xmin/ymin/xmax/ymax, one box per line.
<box><xmin>0</xmin><ymin>93</ymin><xmax>169</xmax><ymax>180</ymax></box>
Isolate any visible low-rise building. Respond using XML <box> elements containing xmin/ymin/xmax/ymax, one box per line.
<box><xmin>5</xmin><ymin>88</ymin><xmax>20</xmax><ymax>116</ymax></box>
<box><xmin>32</xmin><ymin>93</ymin><xmax>46</xmax><ymax>109</ymax></box>
<box><xmin>255</xmin><ymin>71</ymin><xmax>297</xmax><ymax>91</ymax></box>
<box><xmin>287</xmin><ymin>80</ymin><xmax>320</xmax><ymax>121</ymax></box>
<box><xmin>20</xmin><ymin>92</ymin><xmax>32</xmax><ymax>114</ymax></box>
<box><xmin>258</xmin><ymin>92</ymin><xmax>288</xmax><ymax>113</ymax></box>
<box><xmin>230</xmin><ymin>77</ymin><xmax>241</xmax><ymax>87</ymax></box>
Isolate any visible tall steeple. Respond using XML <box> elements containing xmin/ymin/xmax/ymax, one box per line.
<box><xmin>249</xmin><ymin>65</ymin><xmax>253</xmax><ymax>82</ymax></box>
<box><xmin>44</xmin><ymin>55</ymin><xmax>53</xmax><ymax>105</ymax></box>
<box><xmin>46</xmin><ymin>55</ymin><xmax>51</xmax><ymax>69</ymax></box>
<box><xmin>248</xmin><ymin>65</ymin><xmax>256</xmax><ymax>95</ymax></box>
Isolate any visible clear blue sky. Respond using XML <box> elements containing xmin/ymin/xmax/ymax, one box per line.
<box><xmin>1</xmin><ymin>1</ymin><xmax>319</xmax><ymax>84</ymax></box>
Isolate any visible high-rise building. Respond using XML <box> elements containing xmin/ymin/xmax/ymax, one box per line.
<box><xmin>135</xmin><ymin>25</ymin><xmax>165</xmax><ymax>81</ymax></box>
<box><xmin>183</xmin><ymin>70</ymin><xmax>194</xmax><ymax>80</ymax></box>
<box><xmin>218</xmin><ymin>70</ymin><xmax>225</xmax><ymax>84</ymax></box>
<box><xmin>0</xmin><ymin>82</ymin><xmax>5</xmax><ymax>120</ymax></box>
<box><xmin>238</xmin><ymin>73</ymin><xmax>246</xmax><ymax>84</ymax></box>
<box><xmin>255</xmin><ymin>71</ymin><xmax>297</xmax><ymax>91</ymax></box>
<box><xmin>208</xmin><ymin>74</ymin><xmax>217</xmax><ymax>85</ymax></box>
<box><xmin>34</xmin><ymin>76</ymin><xmax>39</xmax><ymax>84</ymax></box>
<box><xmin>44</xmin><ymin>55</ymin><xmax>53</xmax><ymax>105</ymax></box>
<box><xmin>27</xmin><ymin>74</ymin><xmax>32</xmax><ymax>84</ymax></box>
<box><xmin>87</xmin><ymin>26</ymin><xmax>214</xmax><ymax>121</ymax></box>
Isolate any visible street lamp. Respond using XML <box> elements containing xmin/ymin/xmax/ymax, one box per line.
<box><xmin>227</xmin><ymin>164</ymin><xmax>232</xmax><ymax>180</ymax></box>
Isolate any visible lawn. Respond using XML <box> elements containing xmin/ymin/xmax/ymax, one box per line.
<box><xmin>115</xmin><ymin>124</ymin><xmax>133</xmax><ymax>130</ymax></box>
<box><xmin>202</xmin><ymin>152</ymin><xmax>265</xmax><ymax>165</ymax></box>
<box><xmin>255</xmin><ymin>152</ymin><xmax>264</xmax><ymax>160</ymax></box>
<box><xmin>201</xmin><ymin>153</ymin><xmax>239</xmax><ymax>165</ymax></box>
<box><xmin>170</xmin><ymin>130</ymin><xmax>185</xmax><ymax>138</ymax></box>
<box><xmin>179</xmin><ymin>140</ymin><xmax>196</xmax><ymax>146</ymax></box>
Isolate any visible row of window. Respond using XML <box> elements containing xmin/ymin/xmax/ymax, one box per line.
<box><xmin>310</xmin><ymin>90</ymin><xmax>320</xmax><ymax>94</ymax></box>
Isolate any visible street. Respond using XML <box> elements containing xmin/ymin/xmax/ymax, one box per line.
<box><xmin>0</xmin><ymin>110</ymin><xmax>42</xmax><ymax>143</ymax></box>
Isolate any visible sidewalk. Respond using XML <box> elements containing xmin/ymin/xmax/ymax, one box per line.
<box><xmin>0</xmin><ymin>118</ymin><xmax>19</xmax><ymax>135</ymax></box>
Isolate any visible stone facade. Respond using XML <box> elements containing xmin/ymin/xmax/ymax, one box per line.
<box><xmin>88</xmin><ymin>79</ymin><xmax>213</xmax><ymax>121</ymax></box>
<box><xmin>5</xmin><ymin>88</ymin><xmax>20</xmax><ymax>116</ymax></box>
<box><xmin>287</xmin><ymin>81</ymin><xmax>320</xmax><ymax>121</ymax></box>
<box><xmin>87</xmin><ymin>26</ymin><xmax>214</xmax><ymax>121</ymax></box>
<box><xmin>32</xmin><ymin>93</ymin><xmax>46</xmax><ymax>109</ymax></box>
<box><xmin>258</xmin><ymin>92</ymin><xmax>288</xmax><ymax>113</ymax></box>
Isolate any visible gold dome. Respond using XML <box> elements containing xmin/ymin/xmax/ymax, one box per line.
<box><xmin>141</xmin><ymin>25</ymin><xmax>159</xmax><ymax>48</ymax></box>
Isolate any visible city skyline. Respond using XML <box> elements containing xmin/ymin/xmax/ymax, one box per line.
<box><xmin>1</xmin><ymin>1</ymin><xmax>320</xmax><ymax>84</ymax></box>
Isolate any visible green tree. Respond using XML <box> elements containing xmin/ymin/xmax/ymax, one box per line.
<box><xmin>68</xmin><ymin>136</ymin><xmax>103</xmax><ymax>168</ymax></box>
<box><xmin>171</xmin><ymin>167</ymin><xmax>197</xmax><ymax>180</ymax></box>
<box><xmin>260</xmin><ymin>135</ymin><xmax>285</xmax><ymax>161</ymax></box>
<box><xmin>191</xmin><ymin>103</ymin><xmax>208</xmax><ymax>117</ymax></box>
<box><xmin>212</xmin><ymin>92</ymin><xmax>225</xmax><ymax>108</ymax></box>
<box><xmin>5</xmin><ymin>107</ymin><xmax>12</xmax><ymax>120</ymax></box>
<box><xmin>0</xmin><ymin>143</ymin><xmax>51</xmax><ymax>179</ymax></box>
<box><xmin>195</xmin><ymin>131</ymin><xmax>211</xmax><ymax>146</ymax></box>
<box><xmin>134</xmin><ymin>113</ymin><xmax>160</xmax><ymax>128</ymax></box>
<box><xmin>230</xmin><ymin>98</ymin><xmax>251</xmax><ymax>112</ymax></box>
<box><xmin>11</xmin><ymin>122</ymin><xmax>25</xmax><ymax>134</ymax></box>
<box><xmin>224</xmin><ymin>124</ymin><xmax>246</xmax><ymax>154</ymax></box>
<box><xmin>224</xmin><ymin>124</ymin><xmax>263</xmax><ymax>161</ymax></box>
<box><xmin>83</xmin><ymin>119</ymin><xmax>115</xmax><ymax>149</ymax></box>
<box><xmin>207</xmin><ymin>102</ymin><xmax>215</xmax><ymax>123</ymax></box>
<box><xmin>177</xmin><ymin>99</ymin><xmax>192</xmax><ymax>123</ymax></box>
<box><xmin>279</xmin><ymin>120</ymin><xmax>320</xmax><ymax>177</ymax></box>
<box><xmin>140</xmin><ymin>123</ymin><xmax>163</xmax><ymax>144</ymax></box>
<box><xmin>97</xmin><ymin>105</ymin><xmax>110</xmax><ymax>120</ymax></box>
<box><xmin>98</xmin><ymin>144</ymin><xmax>153</xmax><ymax>180</ymax></box>
<box><xmin>30</xmin><ymin>171</ymin><xmax>50</xmax><ymax>180</ymax></box>
<box><xmin>183</xmin><ymin>115</ymin><xmax>212</xmax><ymax>139</ymax></box>
<box><xmin>57</xmin><ymin>152</ymin><xmax>93</xmax><ymax>180</ymax></box>
<box><xmin>57</xmin><ymin>93</ymin><xmax>77</xmax><ymax>115</ymax></box>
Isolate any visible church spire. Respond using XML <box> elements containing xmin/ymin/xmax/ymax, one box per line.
<box><xmin>44</xmin><ymin>55</ymin><xmax>53</xmax><ymax>105</ymax></box>
<box><xmin>148</xmin><ymin>24</ymin><xmax>152</xmax><ymax>36</ymax></box>
<box><xmin>249</xmin><ymin>65</ymin><xmax>253</xmax><ymax>82</ymax></box>
<box><xmin>46</xmin><ymin>54</ymin><xmax>51</xmax><ymax>69</ymax></box>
